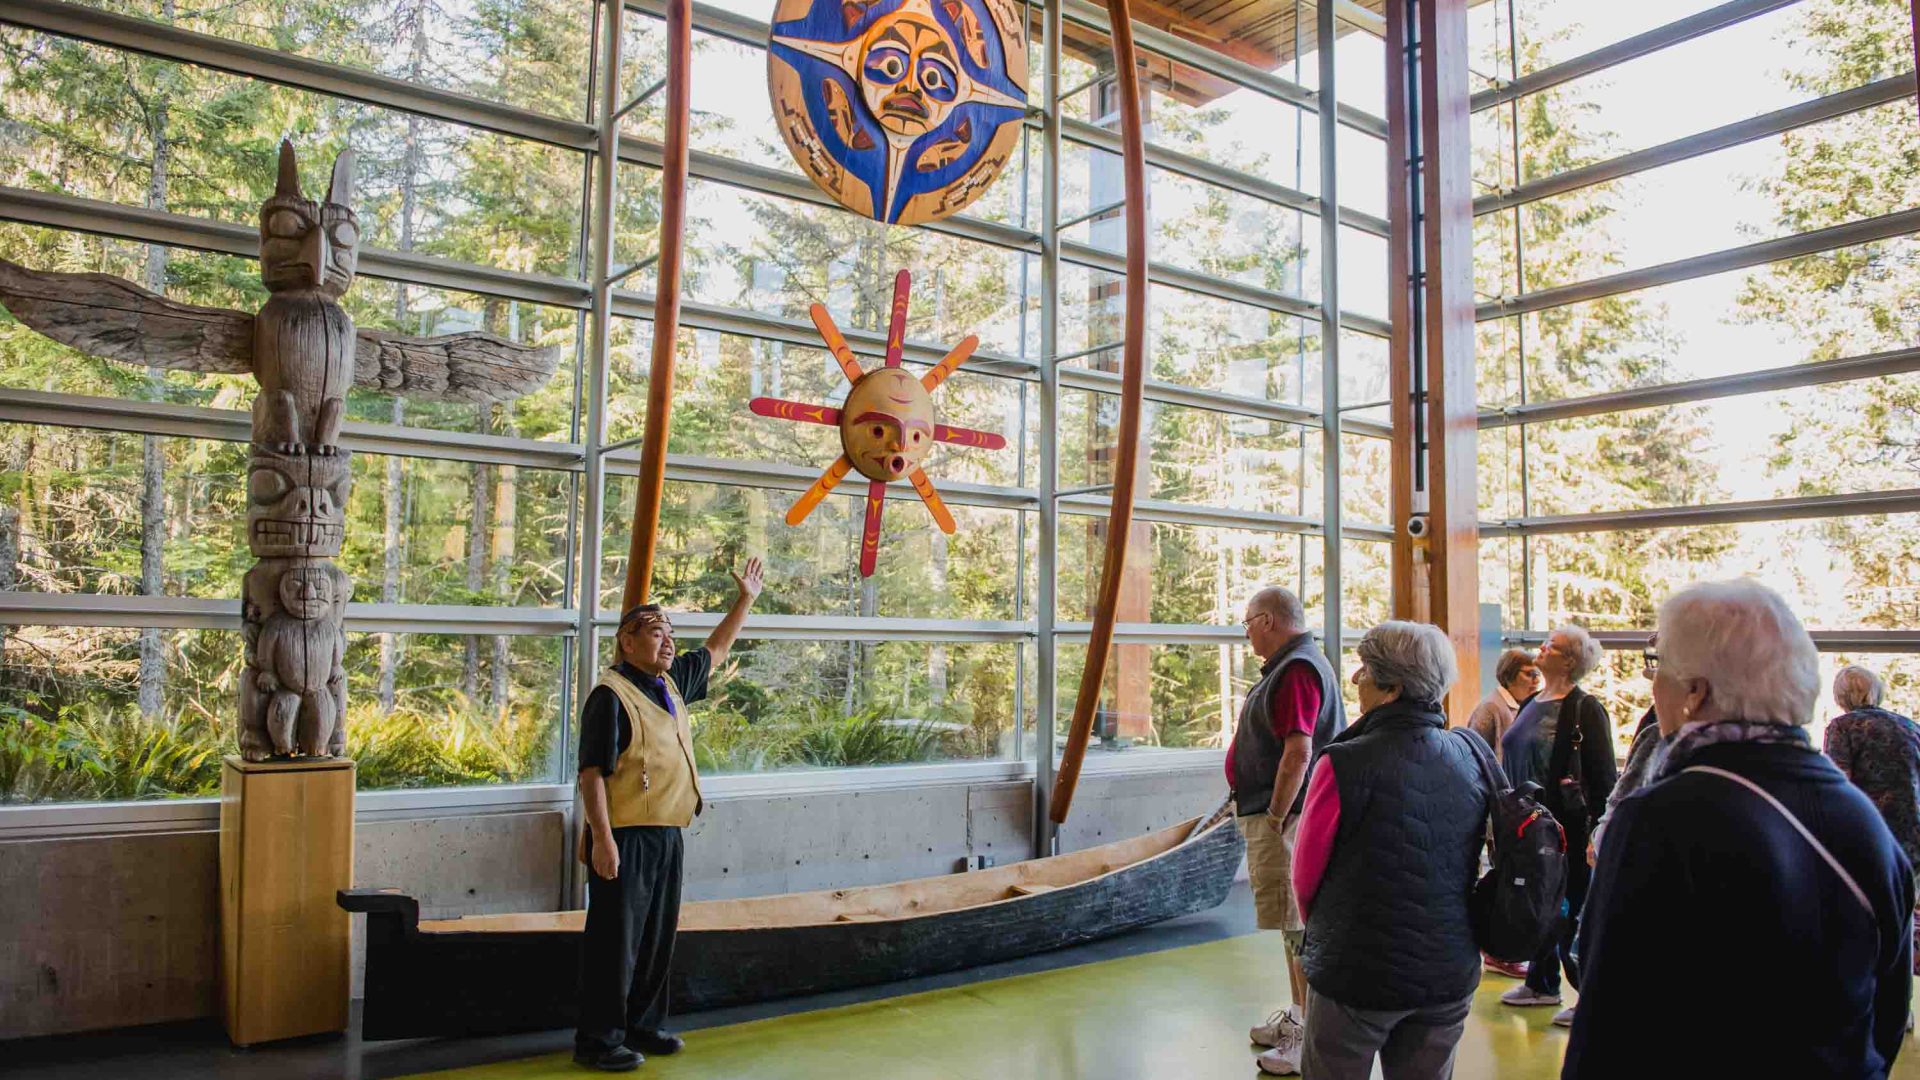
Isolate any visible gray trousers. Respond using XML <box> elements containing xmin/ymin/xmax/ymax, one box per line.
<box><xmin>1301</xmin><ymin>985</ymin><xmax>1473</xmax><ymax>1080</ymax></box>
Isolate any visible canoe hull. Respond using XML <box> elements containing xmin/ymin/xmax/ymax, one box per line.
<box><xmin>344</xmin><ymin>816</ymin><xmax>1241</xmax><ymax>1041</ymax></box>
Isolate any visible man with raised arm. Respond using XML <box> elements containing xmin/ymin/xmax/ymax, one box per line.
<box><xmin>572</xmin><ymin>557</ymin><xmax>765</xmax><ymax>1073</ymax></box>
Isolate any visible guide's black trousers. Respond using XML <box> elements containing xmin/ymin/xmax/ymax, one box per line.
<box><xmin>576</xmin><ymin>825</ymin><xmax>684</xmax><ymax>1052</ymax></box>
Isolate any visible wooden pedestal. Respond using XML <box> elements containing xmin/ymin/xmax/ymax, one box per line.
<box><xmin>219</xmin><ymin>756</ymin><xmax>354</xmax><ymax>1046</ymax></box>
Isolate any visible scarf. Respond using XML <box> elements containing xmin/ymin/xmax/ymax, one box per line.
<box><xmin>1654</xmin><ymin>717</ymin><xmax>1812</xmax><ymax>781</ymax></box>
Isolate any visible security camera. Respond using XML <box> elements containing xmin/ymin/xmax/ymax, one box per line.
<box><xmin>1406</xmin><ymin>513</ymin><xmax>1430</xmax><ymax>539</ymax></box>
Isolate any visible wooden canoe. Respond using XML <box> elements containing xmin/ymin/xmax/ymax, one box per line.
<box><xmin>340</xmin><ymin>813</ymin><xmax>1242</xmax><ymax>1040</ymax></box>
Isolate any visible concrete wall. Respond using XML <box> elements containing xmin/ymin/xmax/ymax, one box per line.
<box><xmin>0</xmin><ymin>761</ymin><xmax>1222</xmax><ymax>1040</ymax></box>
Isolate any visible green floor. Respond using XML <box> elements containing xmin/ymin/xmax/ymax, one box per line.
<box><xmin>404</xmin><ymin>933</ymin><xmax>1920</xmax><ymax>1080</ymax></box>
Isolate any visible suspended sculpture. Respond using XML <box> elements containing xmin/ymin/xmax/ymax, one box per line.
<box><xmin>0</xmin><ymin>141</ymin><xmax>561</xmax><ymax>760</ymax></box>
<box><xmin>767</xmin><ymin>0</ymin><xmax>1028</xmax><ymax>226</ymax></box>
<box><xmin>748</xmin><ymin>269</ymin><xmax>1006</xmax><ymax>576</ymax></box>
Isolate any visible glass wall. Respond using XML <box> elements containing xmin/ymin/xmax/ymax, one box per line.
<box><xmin>1471</xmin><ymin>0</ymin><xmax>1920</xmax><ymax>753</ymax></box>
<box><xmin>0</xmin><ymin>0</ymin><xmax>1387</xmax><ymax>804</ymax></box>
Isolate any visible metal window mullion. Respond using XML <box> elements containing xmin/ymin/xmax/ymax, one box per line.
<box><xmin>1500</xmin><ymin>628</ymin><xmax>1920</xmax><ymax>653</ymax></box>
<box><xmin>1470</xmin><ymin>0</ymin><xmax>1803</xmax><ymax>113</ymax></box>
<box><xmin>571</xmin><ymin>0</ymin><xmax>624</xmax><ymax>909</ymax></box>
<box><xmin>1034</xmin><ymin>0</ymin><xmax>1062</xmax><ymax>859</ymax></box>
<box><xmin>1316</xmin><ymin>0</ymin><xmax>1342</xmax><ymax>660</ymax></box>
<box><xmin>1478</xmin><ymin>206</ymin><xmax>1920</xmax><ymax>321</ymax></box>
<box><xmin>1058</xmin><ymin>360</ymin><xmax>1394</xmax><ymax>438</ymax></box>
<box><xmin>1506</xmin><ymin>0</ymin><xmax>1535</xmax><ymax>634</ymax></box>
<box><xmin>1</xmin><ymin>0</ymin><xmax>598</xmax><ymax>150</ymax></box>
<box><xmin>605</xmin><ymin>452</ymin><xmax>1037</xmax><ymax>512</ymax></box>
<box><xmin>0</xmin><ymin>592</ymin><xmax>578</xmax><ymax>636</ymax></box>
<box><xmin>1059</xmin><ymin>238</ymin><xmax>1395</xmax><ymax>337</ymax></box>
<box><xmin>1476</xmin><ymin>74</ymin><xmax>1917</xmax><ymax>216</ymax></box>
<box><xmin>1058</xmin><ymin>117</ymin><xmax>1393</xmax><ymax>238</ymax></box>
<box><xmin>1482</xmin><ymin>345</ymin><xmax>1920</xmax><ymax>429</ymax></box>
<box><xmin>606</xmin><ymin>287</ymin><xmax>1038</xmax><ymax>380</ymax></box>
<box><xmin>1055</xmin><ymin>0</ymin><xmax>1391</xmax><ymax>139</ymax></box>
<box><xmin>0</xmin><ymin>388</ymin><xmax>587</xmax><ymax>469</ymax></box>
<box><xmin>0</xmin><ymin>185</ymin><xmax>591</xmax><ymax>310</ymax></box>
<box><xmin>1484</xmin><ymin>486</ymin><xmax>1920</xmax><ymax>537</ymax></box>
<box><xmin>618</xmin><ymin>137</ymin><xmax>1042</xmax><ymax>253</ymax></box>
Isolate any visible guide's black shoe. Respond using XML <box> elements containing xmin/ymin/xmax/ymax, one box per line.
<box><xmin>573</xmin><ymin>1045</ymin><xmax>643</xmax><ymax>1071</ymax></box>
<box><xmin>626</xmin><ymin>1030</ymin><xmax>685</xmax><ymax>1056</ymax></box>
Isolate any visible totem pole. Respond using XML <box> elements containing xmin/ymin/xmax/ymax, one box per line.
<box><xmin>0</xmin><ymin>141</ymin><xmax>561</xmax><ymax>760</ymax></box>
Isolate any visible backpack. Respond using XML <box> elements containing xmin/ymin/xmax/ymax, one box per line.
<box><xmin>1453</xmin><ymin>727</ymin><xmax>1569</xmax><ymax>962</ymax></box>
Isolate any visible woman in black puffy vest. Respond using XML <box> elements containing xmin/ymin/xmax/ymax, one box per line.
<box><xmin>1291</xmin><ymin>621</ymin><xmax>1489</xmax><ymax>1080</ymax></box>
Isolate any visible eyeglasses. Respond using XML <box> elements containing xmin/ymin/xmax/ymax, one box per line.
<box><xmin>1241</xmin><ymin>612</ymin><xmax>1269</xmax><ymax>627</ymax></box>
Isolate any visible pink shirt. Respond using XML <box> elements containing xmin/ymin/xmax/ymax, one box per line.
<box><xmin>1291</xmin><ymin>758</ymin><xmax>1342</xmax><ymax>918</ymax></box>
<box><xmin>1224</xmin><ymin>661</ymin><xmax>1324</xmax><ymax>785</ymax></box>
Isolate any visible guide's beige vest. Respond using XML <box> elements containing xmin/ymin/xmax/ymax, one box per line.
<box><xmin>598</xmin><ymin>667</ymin><xmax>702</xmax><ymax>828</ymax></box>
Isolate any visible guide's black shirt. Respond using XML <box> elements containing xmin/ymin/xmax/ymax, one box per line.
<box><xmin>576</xmin><ymin>650</ymin><xmax>712</xmax><ymax>777</ymax></box>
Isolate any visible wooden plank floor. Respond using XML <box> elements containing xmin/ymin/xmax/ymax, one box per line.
<box><xmin>397</xmin><ymin>933</ymin><xmax>1920</xmax><ymax>1080</ymax></box>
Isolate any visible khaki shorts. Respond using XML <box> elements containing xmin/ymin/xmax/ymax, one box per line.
<box><xmin>1238</xmin><ymin>811</ymin><xmax>1304</xmax><ymax>945</ymax></box>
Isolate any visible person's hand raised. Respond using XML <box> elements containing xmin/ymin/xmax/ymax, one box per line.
<box><xmin>731</xmin><ymin>556</ymin><xmax>765</xmax><ymax>602</ymax></box>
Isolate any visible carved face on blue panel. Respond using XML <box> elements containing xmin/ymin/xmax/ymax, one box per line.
<box><xmin>768</xmin><ymin>0</ymin><xmax>1027</xmax><ymax>225</ymax></box>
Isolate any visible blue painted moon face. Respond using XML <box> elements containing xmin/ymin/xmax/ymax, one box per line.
<box><xmin>768</xmin><ymin>0</ymin><xmax>1028</xmax><ymax>226</ymax></box>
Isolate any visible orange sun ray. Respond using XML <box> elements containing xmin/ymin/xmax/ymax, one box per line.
<box><xmin>921</xmin><ymin>334</ymin><xmax>979</xmax><ymax>393</ymax></box>
<box><xmin>809</xmin><ymin>304</ymin><xmax>866</xmax><ymax>385</ymax></box>
<box><xmin>787</xmin><ymin>455</ymin><xmax>853</xmax><ymax>526</ymax></box>
<box><xmin>907</xmin><ymin>467</ymin><xmax>957</xmax><ymax>534</ymax></box>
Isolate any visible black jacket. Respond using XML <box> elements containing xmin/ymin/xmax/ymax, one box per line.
<box><xmin>1566</xmin><ymin>740</ymin><xmax>1913</xmax><ymax>1079</ymax></box>
<box><xmin>1301</xmin><ymin>698</ymin><xmax>1488</xmax><ymax>1010</ymax></box>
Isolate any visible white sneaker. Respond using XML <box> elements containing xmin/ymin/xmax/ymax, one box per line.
<box><xmin>1551</xmin><ymin>1006</ymin><xmax>1575</xmax><ymax>1027</ymax></box>
<box><xmin>1249</xmin><ymin>1004</ymin><xmax>1304</xmax><ymax>1048</ymax></box>
<box><xmin>1500</xmin><ymin>985</ymin><xmax>1562</xmax><ymax>1007</ymax></box>
<box><xmin>1256</xmin><ymin>1042</ymin><xmax>1303</xmax><ymax>1076</ymax></box>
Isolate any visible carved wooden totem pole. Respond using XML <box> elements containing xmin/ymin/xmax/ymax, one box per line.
<box><xmin>0</xmin><ymin>140</ymin><xmax>560</xmax><ymax>760</ymax></box>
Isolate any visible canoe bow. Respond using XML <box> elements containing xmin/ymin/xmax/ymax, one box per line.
<box><xmin>1049</xmin><ymin>0</ymin><xmax>1149</xmax><ymax>825</ymax></box>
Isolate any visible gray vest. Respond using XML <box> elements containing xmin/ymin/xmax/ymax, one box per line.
<box><xmin>1230</xmin><ymin>633</ymin><xmax>1346</xmax><ymax>818</ymax></box>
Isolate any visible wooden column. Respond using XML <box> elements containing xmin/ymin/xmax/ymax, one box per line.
<box><xmin>219</xmin><ymin>756</ymin><xmax>354</xmax><ymax>1046</ymax></box>
<box><xmin>1386</xmin><ymin>0</ymin><xmax>1480</xmax><ymax>724</ymax></box>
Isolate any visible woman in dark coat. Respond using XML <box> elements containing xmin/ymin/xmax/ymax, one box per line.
<box><xmin>1565</xmin><ymin>581</ymin><xmax>1912</xmax><ymax>1079</ymax></box>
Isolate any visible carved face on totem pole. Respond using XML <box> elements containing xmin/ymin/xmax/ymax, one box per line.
<box><xmin>260</xmin><ymin>144</ymin><xmax>359</xmax><ymax>299</ymax></box>
<box><xmin>276</xmin><ymin>564</ymin><xmax>339</xmax><ymax>621</ymax></box>
<box><xmin>247</xmin><ymin>444</ymin><xmax>350</xmax><ymax>560</ymax></box>
<box><xmin>840</xmin><ymin>366</ymin><xmax>936</xmax><ymax>482</ymax></box>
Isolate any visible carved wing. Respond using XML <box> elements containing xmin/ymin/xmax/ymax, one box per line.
<box><xmin>0</xmin><ymin>257</ymin><xmax>254</xmax><ymax>373</ymax></box>
<box><xmin>353</xmin><ymin>329</ymin><xmax>562</xmax><ymax>404</ymax></box>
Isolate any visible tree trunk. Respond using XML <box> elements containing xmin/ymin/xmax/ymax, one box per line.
<box><xmin>137</xmin><ymin>45</ymin><xmax>173</xmax><ymax>721</ymax></box>
<box><xmin>462</xmin><ymin>406</ymin><xmax>493</xmax><ymax>703</ymax></box>
<box><xmin>928</xmin><ymin>530</ymin><xmax>947</xmax><ymax>706</ymax></box>
<box><xmin>378</xmin><ymin>11</ymin><xmax>428</xmax><ymax>712</ymax></box>
<box><xmin>489</xmin><ymin>420</ymin><xmax>518</xmax><ymax>718</ymax></box>
<box><xmin>377</xmin><ymin>397</ymin><xmax>405</xmax><ymax>713</ymax></box>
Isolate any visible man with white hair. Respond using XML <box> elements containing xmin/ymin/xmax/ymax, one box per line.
<box><xmin>1231</xmin><ymin>585</ymin><xmax>1347</xmax><ymax>1076</ymax></box>
<box><xmin>1566</xmin><ymin>581</ymin><xmax>1912</xmax><ymax>1078</ymax></box>
<box><xmin>1497</xmin><ymin>624</ymin><xmax>1618</xmax><ymax>1024</ymax></box>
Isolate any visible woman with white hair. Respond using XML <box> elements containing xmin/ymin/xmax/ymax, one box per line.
<box><xmin>1825</xmin><ymin>665</ymin><xmax>1920</xmax><ymax>874</ymax></box>
<box><xmin>1497</xmin><ymin>624</ymin><xmax>1619</xmax><ymax>1022</ymax></box>
<box><xmin>1824</xmin><ymin>664</ymin><xmax>1920</xmax><ymax>989</ymax></box>
<box><xmin>1564</xmin><ymin>582</ymin><xmax>1912</xmax><ymax>1079</ymax></box>
<box><xmin>1288</xmin><ymin>622</ymin><xmax>1488</xmax><ymax>1080</ymax></box>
